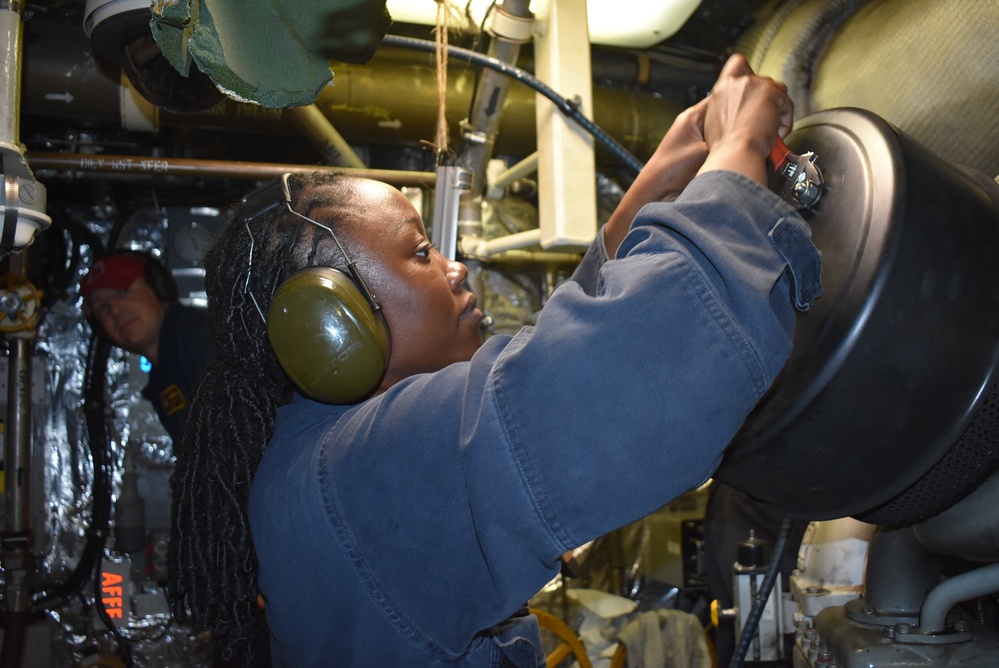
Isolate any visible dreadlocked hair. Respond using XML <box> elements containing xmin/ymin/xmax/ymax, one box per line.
<box><xmin>168</xmin><ymin>171</ymin><xmax>364</xmax><ymax>664</ymax></box>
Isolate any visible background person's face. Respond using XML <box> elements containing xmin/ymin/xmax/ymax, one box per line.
<box><xmin>88</xmin><ymin>277</ymin><xmax>168</xmax><ymax>358</ymax></box>
<box><xmin>333</xmin><ymin>181</ymin><xmax>484</xmax><ymax>391</ymax></box>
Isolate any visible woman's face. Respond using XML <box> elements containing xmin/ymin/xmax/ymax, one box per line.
<box><xmin>331</xmin><ymin>180</ymin><xmax>484</xmax><ymax>390</ymax></box>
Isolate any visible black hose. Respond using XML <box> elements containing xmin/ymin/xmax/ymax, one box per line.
<box><xmin>93</xmin><ymin>555</ymin><xmax>134</xmax><ymax>666</ymax></box>
<box><xmin>381</xmin><ymin>34</ymin><xmax>646</xmax><ymax>177</ymax></box>
<box><xmin>0</xmin><ymin>610</ymin><xmax>28</xmax><ymax>668</ymax></box>
<box><xmin>729</xmin><ymin>518</ymin><xmax>794</xmax><ymax>668</ymax></box>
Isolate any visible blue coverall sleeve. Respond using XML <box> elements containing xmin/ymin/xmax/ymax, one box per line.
<box><xmin>457</xmin><ymin>170</ymin><xmax>819</xmax><ymax>575</ymax></box>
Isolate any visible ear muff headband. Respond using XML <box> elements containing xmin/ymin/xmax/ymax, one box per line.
<box><xmin>240</xmin><ymin>174</ymin><xmax>391</xmax><ymax>404</ymax></box>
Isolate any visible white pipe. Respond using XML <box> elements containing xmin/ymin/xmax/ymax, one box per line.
<box><xmin>491</xmin><ymin>153</ymin><xmax>539</xmax><ymax>190</ymax></box>
<box><xmin>0</xmin><ymin>0</ymin><xmax>51</xmax><ymax>249</ymax></box>
<box><xmin>480</xmin><ymin>229</ymin><xmax>542</xmax><ymax>256</ymax></box>
<box><xmin>1</xmin><ymin>3</ymin><xmax>24</xmax><ymax>160</ymax></box>
<box><xmin>286</xmin><ymin>104</ymin><xmax>367</xmax><ymax>169</ymax></box>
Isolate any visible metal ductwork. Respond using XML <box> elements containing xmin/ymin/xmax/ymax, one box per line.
<box><xmin>21</xmin><ymin>20</ymin><xmax>691</xmax><ymax>169</ymax></box>
<box><xmin>83</xmin><ymin>0</ymin><xmax>226</xmax><ymax>113</ymax></box>
<box><xmin>738</xmin><ymin>0</ymin><xmax>999</xmax><ymax>179</ymax></box>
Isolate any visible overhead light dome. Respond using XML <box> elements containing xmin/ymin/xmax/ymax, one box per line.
<box><xmin>386</xmin><ymin>0</ymin><xmax>702</xmax><ymax>48</ymax></box>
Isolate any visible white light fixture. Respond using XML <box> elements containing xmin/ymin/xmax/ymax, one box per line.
<box><xmin>385</xmin><ymin>0</ymin><xmax>702</xmax><ymax>49</ymax></box>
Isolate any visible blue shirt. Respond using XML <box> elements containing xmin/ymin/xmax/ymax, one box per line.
<box><xmin>142</xmin><ymin>303</ymin><xmax>215</xmax><ymax>444</ymax></box>
<box><xmin>249</xmin><ymin>171</ymin><xmax>822</xmax><ymax>666</ymax></box>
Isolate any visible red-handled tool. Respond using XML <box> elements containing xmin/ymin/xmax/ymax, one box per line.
<box><xmin>769</xmin><ymin>135</ymin><xmax>823</xmax><ymax>210</ymax></box>
<box><xmin>770</xmin><ymin>136</ymin><xmax>794</xmax><ymax>174</ymax></box>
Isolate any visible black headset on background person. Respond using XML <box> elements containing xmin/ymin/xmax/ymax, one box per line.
<box><xmin>239</xmin><ymin>173</ymin><xmax>391</xmax><ymax>405</ymax></box>
<box><xmin>137</xmin><ymin>252</ymin><xmax>179</xmax><ymax>303</ymax></box>
<box><xmin>83</xmin><ymin>250</ymin><xmax>179</xmax><ymax>339</ymax></box>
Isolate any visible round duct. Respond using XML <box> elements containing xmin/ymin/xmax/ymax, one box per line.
<box><xmin>84</xmin><ymin>0</ymin><xmax>224</xmax><ymax>114</ymax></box>
<box><xmin>715</xmin><ymin>108</ymin><xmax>999</xmax><ymax>529</ymax></box>
<box><xmin>737</xmin><ymin>0</ymin><xmax>999</xmax><ymax>183</ymax></box>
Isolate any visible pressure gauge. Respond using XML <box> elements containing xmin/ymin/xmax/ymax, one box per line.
<box><xmin>171</xmin><ymin>221</ymin><xmax>215</xmax><ymax>264</ymax></box>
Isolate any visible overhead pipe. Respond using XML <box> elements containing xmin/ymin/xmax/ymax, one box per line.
<box><xmin>421</xmin><ymin>0</ymin><xmax>530</xmax><ymax>317</ymax></box>
<box><xmin>285</xmin><ymin>104</ymin><xmax>368</xmax><ymax>169</ymax></box>
<box><xmin>435</xmin><ymin>0</ymin><xmax>532</xmax><ymax>305</ymax></box>
<box><xmin>465</xmin><ymin>228</ymin><xmax>542</xmax><ymax>257</ymax></box>
<box><xmin>452</xmin><ymin>0</ymin><xmax>536</xmax><ymax>197</ymax></box>
<box><xmin>491</xmin><ymin>152</ymin><xmax>539</xmax><ymax>191</ymax></box>
<box><xmin>28</xmin><ymin>151</ymin><xmax>588</xmax><ymax>267</ymax></box>
<box><xmin>21</xmin><ymin>26</ymin><xmax>684</xmax><ymax>167</ymax></box>
<box><xmin>27</xmin><ymin>152</ymin><xmax>435</xmax><ymax>187</ymax></box>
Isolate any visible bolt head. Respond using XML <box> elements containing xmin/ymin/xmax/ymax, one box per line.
<box><xmin>793</xmin><ymin>180</ymin><xmax>822</xmax><ymax>206</ymax></box>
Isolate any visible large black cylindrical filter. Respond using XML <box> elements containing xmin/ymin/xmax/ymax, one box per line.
<box><xmin>716</xmin><ymin>108</ymin><xmax>999</xmax><ymax>528</ymax></box>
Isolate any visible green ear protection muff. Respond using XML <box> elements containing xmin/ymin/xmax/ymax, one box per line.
<box><xmin>268</xmin><ymin>267</ymin><xmax>390</xmax><ymax>404</ymax></box>
<box><xmin>240</xmin><ymin>174</ymin><xmax>391</xmax><ymax>404</ymax></box>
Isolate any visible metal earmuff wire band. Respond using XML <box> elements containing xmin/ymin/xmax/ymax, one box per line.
<box><xmin>237</xmin><ymin>173</ymin><xmax>384</xmax><ymax>326</ymax></box>
<box><xmin>243</xmin><ymin>221</ymin><xmax>267</xmax><ymax>324</ymax></box>
<box><xmin>272</xmin><ymin>174</ymin><xmax>383</xmax><ymax>314</ymax></box>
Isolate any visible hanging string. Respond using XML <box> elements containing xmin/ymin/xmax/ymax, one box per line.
<box><xmin>433</xmin><ymin>0</ymin><xmax>452</xmax><ymax>157</ymax></box>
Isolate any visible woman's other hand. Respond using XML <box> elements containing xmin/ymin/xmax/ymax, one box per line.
<box><xmin>698</xmin><ymin>53</ymin><xmax>794</xmax><ymax>185</ymax></box>
<box><xmin>604</xmin><ymin>97</ymin><xmax>710</xmax><ymax>257</ymax></box>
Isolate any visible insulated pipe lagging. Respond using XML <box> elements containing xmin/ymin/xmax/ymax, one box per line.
<box><xmin>0</xmin><ymin>1</ymin><xmax>23</xmax><ymax>149</ymax></box>
<box><xmin>919</xmin><ymin>562</ymin><xmax>999</xmax><ymax>633</ymax></box>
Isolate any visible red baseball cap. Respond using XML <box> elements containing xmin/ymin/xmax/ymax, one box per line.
<box><xmin>81</xmin><ymin>253</ymin><xmax>148</xmax><ymax>298</ymax></box>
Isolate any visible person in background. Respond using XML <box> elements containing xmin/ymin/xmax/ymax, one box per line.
<box><xmin>82</xmin><ymin>251</ymin><xmax>241</xmax><ymax>665</ymax></box>
<box><xmin>82</xmin><ymin>250</ymin><xmax>216</xmax><ymax>446</ymax></box>
<box><xmin>169</xmin><ymin>53</ymin><xmax>822</xmax><ymax>666</ymax></box>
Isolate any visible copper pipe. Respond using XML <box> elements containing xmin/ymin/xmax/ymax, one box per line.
<box><xmin>27</xmin><ymin>152</ymin><xmax>436</xmax><ymax>187</ymax></box>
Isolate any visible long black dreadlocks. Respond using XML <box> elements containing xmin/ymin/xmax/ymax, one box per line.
<box><xmin>167</xmin><ymin>172</ymin><xmax>363</xmax><ymax>664</ymax></box>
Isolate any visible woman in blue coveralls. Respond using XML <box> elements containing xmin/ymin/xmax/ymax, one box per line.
<box><xmin>167</xmin><ymin>54</ymin><xmax>822</xmax><ymax>667</ymax></box>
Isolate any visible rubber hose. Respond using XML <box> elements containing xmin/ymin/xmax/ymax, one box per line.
<box><xmin>381</xmin><ymin>34</ymin><xmax>645</xmax><ymax>177</ymax></box>
<box><xmin>729</xmin><ymin>517</ymin><xmax>793</xmax><ymax>668</ymax></box>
